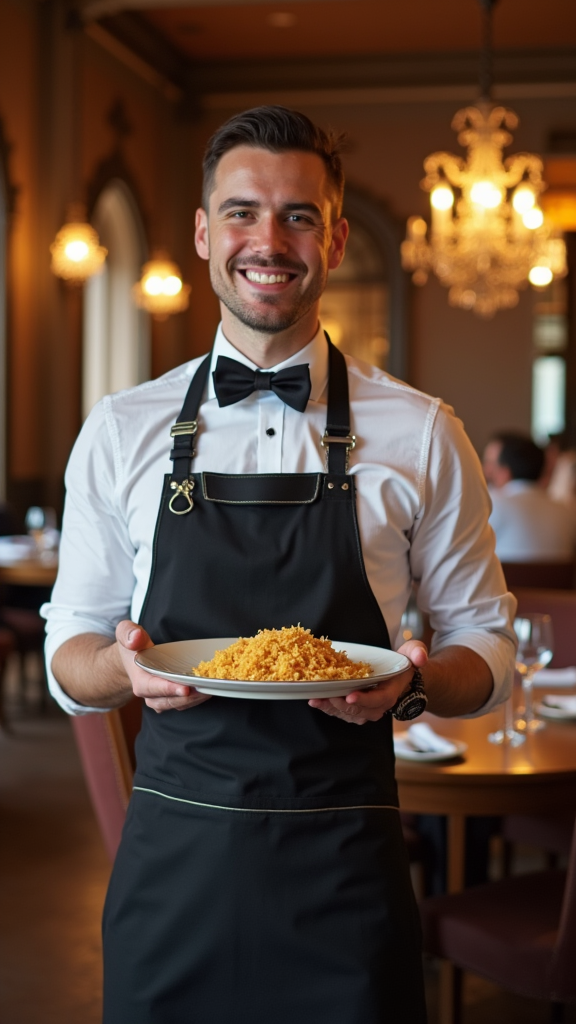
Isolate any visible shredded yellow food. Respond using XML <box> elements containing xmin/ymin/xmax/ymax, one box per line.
<box><xmin>193</xmin><ymin>626</ymin><xmax>373</xmax><ymax>682</ymax></box>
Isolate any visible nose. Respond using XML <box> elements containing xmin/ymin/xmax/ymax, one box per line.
<box><xmin>249</xmin><ymin>213</ymin><xmax>289</xmax><ymax>257</ymax></box>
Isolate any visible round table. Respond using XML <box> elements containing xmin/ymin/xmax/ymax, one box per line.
<box><xmin>395</xmin><ymin>707</ymin><xmax>576</xmax><ymax>1023</ymax></box>
<box><xmin>395</xmin><ymin>707</ymin><xmax>576</xmax><ymax>892</ymax></box>
<box><xmin>0</xmin><ymin>557</ymin><xmax>58</xmax><ymax>588</ymax></box>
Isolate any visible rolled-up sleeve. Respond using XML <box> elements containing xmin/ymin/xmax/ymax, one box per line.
<box><xmin>409</xmin><ymin>405</ymin><xmax>517</xmax><ymax>716</ymax></box>
<box><xmin>41</xmin><ymin>399</ymin><xmax>136</xmax><ymax>714</ymax></box>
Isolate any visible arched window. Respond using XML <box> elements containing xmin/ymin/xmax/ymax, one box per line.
<box><xmin>320</xmin><ymin>187</ymin><xmax>407</xmax><ymax>380</ymax></box>
<box><xmin>83</xmin><ymin>180</ymin><xmax>150</xmax><ymax>419</ymax></box>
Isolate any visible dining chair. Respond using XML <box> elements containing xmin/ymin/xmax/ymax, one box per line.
<box><xmin>501</xmin><ymin>561</ymin><xmax>576</xmax><ymax>591</ymax></box>
<box><xmin>420</xmin><ymin>816</ymin><xmax>576</xmax><ymax>1023</ymax></box>
<box><xmin>502</xmin><ymin>588</ymin><xmax>576</xmax><ymax>870</ymax></box>
<box><xmin>71</xmin><ymin>698</ymin><xmax>141</xmax><ymax>860</ymax></box>
<box><xmin>0</xmin><ymin>626</ymin><xmax>16</xmax><ymax>729</ymax></box>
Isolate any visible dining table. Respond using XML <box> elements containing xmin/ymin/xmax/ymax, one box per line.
<box><xmin>394</xmin><ymin>704</ymin><xmax>576</xmax><ymax>1023</ymax></box>
<box><xmin>0</xmin><ymin>538</ymin><xmax>58</xmax><ymax>588</ymax></box>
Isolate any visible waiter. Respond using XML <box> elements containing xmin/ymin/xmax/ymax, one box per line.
<box><xmin>44</xmin><ymin>106</ymin><xmax>516</xmax><ymax>1023</ymax></box>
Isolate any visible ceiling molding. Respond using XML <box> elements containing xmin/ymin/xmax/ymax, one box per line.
<box><xmin>79</xmin><ymin>0</ymin><xmax>348</xmax><ymax>19</ymax></box>
<box><xmin>84</xmin><ymin>13</ymin><xmax>576</xmax><ymax>114</ymax></box>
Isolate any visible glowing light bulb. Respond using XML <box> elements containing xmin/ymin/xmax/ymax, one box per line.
<box><xmin>528</xmin><ymin>265</ymin><xmax>553</xmax><ymax>287</ymax></box>
<box><xmin>431</xmin><ymin>186</ymin><xmax>454</xmax><ymax>211</ymax></box>
<box><xmin>512</xmin><ymin>187</ymin><xmax>535</xmax><ymax>214</ymax></box>
<box><xmin>163</xmin><ymin>275</ymin><xmax>183</xmax><ymax>296</ymax></box>
<box><xmin>470</xmin><ymin>181</ymin><xmax>502</xmax><ymax>208</ymax></box>
<box><xmin>522</xmin><ymin>208</ymin><xmax>544</xmax><ymax>230</ymax></box>
<box><xmin>64</xmin><ymin>240</ymin><xmax>90</xmax><ymax>262</ymax></box>
<box><xmin>144</xmin><ymin>275</ymin><xmax>163</xmax><ymax>296</ymax></box>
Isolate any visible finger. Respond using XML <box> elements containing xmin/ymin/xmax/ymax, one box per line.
<box><xmin>116</xmin><ymin>619</ymin><xmax>155</xmax><ymax>651</ymax></box>
<box><xmin>133</xmin><ymin>675</ymin><xmax>194</xmax><ymax>700</ymax></box>
<box><xmin>396</xmin><ymin>639</ymin><xmax>428</xmax><ymax>665</ymax></box>
<box><xmin>146</xmin><ymin>693</ymin><xmax>211</xmax><ymax>713</ymax></box>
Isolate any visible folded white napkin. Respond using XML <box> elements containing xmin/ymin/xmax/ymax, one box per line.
<box><xmin>541</xmin><ymin>695</ymin><xmax>576</xmax><ymax>714</ymax></box>
<box><xmin>532</xmin><ymin>667</ymin><xmax>576</xmax><ymax>687</ymax></box>
<box><xmin>405</xmin><ymin>722</ymin><xmax>457</xmax><ymax>755</ymax></box>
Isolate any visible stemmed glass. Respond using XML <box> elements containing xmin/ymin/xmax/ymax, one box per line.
<box><xmin>514</xmin><ymin>614</ymin><xmax>554</xmax><ymax>734</ymax></box>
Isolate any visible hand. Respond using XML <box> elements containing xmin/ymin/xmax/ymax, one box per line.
<box><xmin>116</xmin><ymin>620</ymin><xmax>212</xmax><ymax>714</ymax></box>
<box><xmin>308</xmin><ymin>640</ymin><xmax>428</xmax><ymax>725</ymax></box>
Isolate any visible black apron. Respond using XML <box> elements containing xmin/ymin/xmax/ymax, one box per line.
<box><xmin>102</xmin><ymin>339</ymin><xmax>426</xmax><ymax>1023</ymax></box>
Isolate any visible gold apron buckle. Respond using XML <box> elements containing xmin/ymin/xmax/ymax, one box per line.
<box><xmin>169</xmin><ymin>478</ymin><xmax>195</xmax><ymax>515</ymax></box>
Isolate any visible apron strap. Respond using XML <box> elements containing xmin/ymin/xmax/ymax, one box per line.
<box><xmin>169</xmin><ymin>335</ymin><xmax>356</xmax><ymax>481</ymax></box>
<box><xmin>169</xmin><ymin>353</ymin><xmax>211</xmax><ymax>481</ymax></box>
<box><xmin>323</xmin><ymin>334</ymin><xmax>356</xmax><ymax>475</ymax></box>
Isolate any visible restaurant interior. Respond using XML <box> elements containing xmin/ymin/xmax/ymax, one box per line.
<box><xmin>0</xmin><ymin>0</ymin><xmax>576</xmax><ymax>1021</ymax></box>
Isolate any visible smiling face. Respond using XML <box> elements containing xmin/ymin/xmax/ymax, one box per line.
<box><xmin>195</xmin><ymin>146</ymin><xmax>348</xmax><ymax>363</ymax></box>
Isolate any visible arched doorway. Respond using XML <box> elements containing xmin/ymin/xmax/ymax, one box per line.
<box><xmin>319</xmin><ymin>187</ymin><xmax>408</xmax><ymax>380</ymax></box>
<box><xmin>83</xmin><ymin>180</ymin><xmax>150</xmax><ymax>419</ymax></box>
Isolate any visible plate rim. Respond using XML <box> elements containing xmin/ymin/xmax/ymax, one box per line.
<box><xmin>134</xmin><ymin>637</ymin><xmax>410</xmax><ymax>693</ymax></box>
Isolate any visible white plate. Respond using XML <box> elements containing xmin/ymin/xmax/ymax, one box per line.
<box><xmin>535</xmin><ymin>702</ymin><xmax>576</xmax><ymax>722</ymax></box>
<box><xmin>394</xmin><ymin>733</ymin><xmax>467</xmax><ymax>762</ymax></box>
<box><xmin>135</xmin><ymin>638</ymin><xmax>410</xmax><ymax>700</ymax></box>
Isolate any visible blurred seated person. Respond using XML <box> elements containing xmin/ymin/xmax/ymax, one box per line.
<box><xmin>482</xmin><ymin>432</ymin><xmax>576</xmax><ymax>562</ymax></box>
<box><xmin>545</xmin><ymin>432</ymin><xmax>576</xmax><ymax>506</ymax></box>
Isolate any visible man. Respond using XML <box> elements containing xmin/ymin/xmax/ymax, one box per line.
<box><xmin>44</xmin><ymin>106</ymin><xmax>516</xmax><ymax>1023</ymax></box>
<box><xmin>482</xmin><ymin>431</ymin><xmax>576</xmax><ymax>562</ymax></box>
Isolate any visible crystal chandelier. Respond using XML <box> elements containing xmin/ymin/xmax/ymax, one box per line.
<box><xmin>401</xmin><ymin>0</ymin><xmax>567</xmax><ymax>318</ymax></box>
<box><xmin>50</xmin><ymin>204</ymin><xmax>107</xmax><ymax>284</ymax></box>
<box><xmin>132</xmin><ymin>252</ymin><xmax>191</xmax><ymax>321</ymax></box>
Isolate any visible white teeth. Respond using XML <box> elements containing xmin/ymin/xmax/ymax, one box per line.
<box><xmin>245</xmin><ymin>270</ymin><xmax>290</xmax><ymax>284</ymax></box>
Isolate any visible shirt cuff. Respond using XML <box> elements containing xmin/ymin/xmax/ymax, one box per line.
<box><xmin>431</xmin><ymin>629</ymin><xmax>516</xmax><ymax>717</ymax></box>
<box><xmin>43</xmin><ymin>614</ymin><xmax>117</xmax><ymax>716</ymax></box>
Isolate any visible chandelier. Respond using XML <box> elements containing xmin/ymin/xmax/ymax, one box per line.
<box><xmin>132</xmin><ymin>252</ymin><xmax>191</xmax><ymax>321</ymax></box>
<box><xmin>50</xmin><ymin>204</ymin><xmax>107</xmax><ymax>284</ymax></box>
<box><xmin>401</xmin><ymin>0</ymin><xmax>567</xmax><ymax>318</ymax></box>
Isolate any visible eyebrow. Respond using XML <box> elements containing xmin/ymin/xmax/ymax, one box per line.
<box><xmin>217</xmin><ymin>198</ymin><xmax>323</xmax><ymax>217</ymax></box>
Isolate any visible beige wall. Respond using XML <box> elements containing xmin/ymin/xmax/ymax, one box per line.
<box><xmin>0</xmin><ymin>2</ymin><xmax>574</xmax><ymax>517</ymax></box>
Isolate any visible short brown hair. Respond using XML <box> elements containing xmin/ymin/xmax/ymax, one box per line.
<box><xmin>202</xmin><ymin>105</ymin><xmax>346</xmax><ymax>215</ymax></box>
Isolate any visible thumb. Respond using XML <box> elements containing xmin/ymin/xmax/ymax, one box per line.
<box><xmin>116</xmin><ymin>619</ymin><xmax>155</xmax><ymax>651</ymax></box>
<box><xmin>397</xmin><ymin>639</ymin><xmax>428</xmax><ymax>667</ymax></box>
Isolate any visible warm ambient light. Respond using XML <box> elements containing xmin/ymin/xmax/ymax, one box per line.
<box><xmin>522</xmin><ymin>207</ymin><xmax>544</xmax><ymax>230</ymax></box>
<box><xmin>470</xmin><ymin>180</ymin><xmax>502</xmax><ymax>208</ymax></box>
<box><xmin>50</xmin><ymin>206</ymin><xmax>107</xmax><ymax>284</ymax></box>
<box><xmin>132</xmin><ymin>254</ymin><xmax>191</xmax><ymax>320</ymax></box>
<box><xmin>512</xmin><ymin>186</ymin><xmax>536</xmax><ymax>214</ymax></box>
<box><xmin>401</xmin><ymin>104</ymin><xmax>567</xmax><ymax>317</ymax></box>
<box><xmin>528</xmin><ymin>265</ymin><xmax>554</xmax><ymax>287</ymax></box>
<box><xmin>430</xmin><ymin>186</ymin><xmax>454</xmax><ymax>210</ymax></box>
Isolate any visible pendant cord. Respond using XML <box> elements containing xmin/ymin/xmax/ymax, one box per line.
<box><xmin>478</xmin><ymin>0</ymin><xmax>497</xmax><ymax>103</ymax></box>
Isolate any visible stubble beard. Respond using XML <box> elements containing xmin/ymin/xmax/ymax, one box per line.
<box><xmin>209</xmin><ymin>257</ymin><xmax>328</xmax><ymax>334</ymax></box>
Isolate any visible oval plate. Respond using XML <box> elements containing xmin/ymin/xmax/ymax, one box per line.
<box><xmin>135</xmin><ymin>638</ymin><xmax>410</xmax><ymax>700</ymax></box>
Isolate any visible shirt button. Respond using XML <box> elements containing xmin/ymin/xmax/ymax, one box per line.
<box><xmin>266</xmin><ymin>428</ymin><xmax>276</xmax><ymax>437</ymax></box>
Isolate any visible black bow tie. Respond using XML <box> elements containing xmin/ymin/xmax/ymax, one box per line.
<box><xmin>212</xmin><ymin>355</ymin><xmax>311</xmax><ymax>413</ymax></box>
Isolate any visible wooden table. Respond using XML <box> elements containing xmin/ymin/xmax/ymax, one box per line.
<box><xmin>395</xmin><ymin>708</ymin><xmax>576</xmax><ymax>1022</ymax></box>
<box><xmin>0</xmin><ymin>557</ymin><xmax>58</xmax><ymax>588</ymax></box>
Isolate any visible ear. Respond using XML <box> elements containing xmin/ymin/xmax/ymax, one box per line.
<box><xmin>327</xmin><ymin>217</ymin><xmax>349</xmax><ymax>271</ymax></box>
<box><xmin>195</xmin><ymin>208</ymin><xmax>210</xmax><ymax>261</ymax></box>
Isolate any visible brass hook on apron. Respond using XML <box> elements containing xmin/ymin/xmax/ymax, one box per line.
<box><xmin>169</xmin><ymin>478</ymin><xmax>195</xmax><ymax>515</ymax></box>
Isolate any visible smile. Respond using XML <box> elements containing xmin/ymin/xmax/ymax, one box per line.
<box><xmin>241</xmin><ymin>270</ymin><xmax>295</xmax><ymax>285</ymax></box>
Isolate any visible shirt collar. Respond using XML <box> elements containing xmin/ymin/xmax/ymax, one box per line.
<box><xmin>206</xmin><ymin>322</ymin><xmax>329</xmax><ymax>404</ymax></box>
<box><xmin>500</xmin><ymin>480</ymin><xmax>538</xmax><ymax>495</ymax></box>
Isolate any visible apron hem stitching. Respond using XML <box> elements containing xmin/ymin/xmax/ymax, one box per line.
<box><xmin>133</xmin><ymin>786</ymin><xmax>400</xmax><ymax>814</ymax></box>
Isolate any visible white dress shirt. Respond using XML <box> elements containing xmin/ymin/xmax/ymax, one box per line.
<box><xmin>489</xmin><ymin>479</ymin><xmax>576</xmax><ymax>562</ymax></box>
<box><xmin>42</xmin><ymin>324</ymin><xmax>516</xmax><ymax>716</ymax></box>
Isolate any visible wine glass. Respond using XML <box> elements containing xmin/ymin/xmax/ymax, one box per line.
<box><xmin>514</xmin><ymin>614</ymin><xmax>554</xmax><ymax>734</ymax></box>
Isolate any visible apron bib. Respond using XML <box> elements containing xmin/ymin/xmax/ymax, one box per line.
<box><xmin>102</xmin><ymin>339</ymin><xmax>426</xmax><ymax>1023</ymax></box>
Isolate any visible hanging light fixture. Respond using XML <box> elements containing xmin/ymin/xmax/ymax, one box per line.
<box><xmin>401</xmin><ymin>0</ymin><xmax>567</xmax><ymax>318</ymax></box>
<box><xmin>132</xmin><ymin>251</ymin><xmax>191</xmax><ymax>321</ymax></box>
<box><xmin>50</xmin><ymin>203</ymin><xmax>107</xmax><ymax>284</ymax></box>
